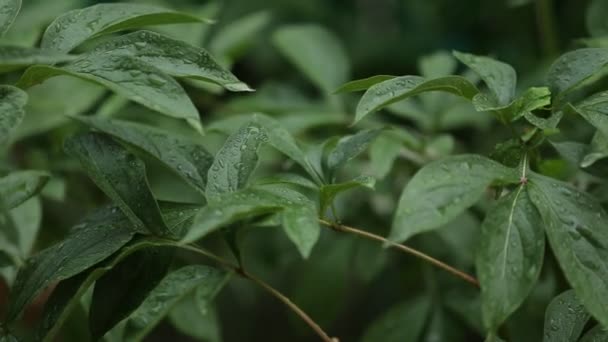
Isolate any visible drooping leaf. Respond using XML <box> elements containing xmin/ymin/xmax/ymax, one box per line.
<box><xmin>0</xmin><ymin>0</ymin><xmax>20</xmax><ymax>36</ymax></box>
<box><xmin>89</xmin><ymin>30</ymin><xmax>252</xmax><ymax>92</ymax></box>
<box><xmin>327</xmin><ymin>128</ymin><xmax>382</xmax><ymax>175</ymax></box>
<box><xmin>89</xmin><ymin>247</ymin><xmax>173</xmax><ymax>340</ymax></box>
<box><xmin>333</xmin><ymin>75</ymin><xmax>396</xmax><ymax>94</ymax></box>
<box><xmin>361</xmin><ymin>296</ymin><xmax>432</xmax><ymax>342</ymax></box>
<box><xmin>205</xmin><ymin>121</ymin><xmax>268</xmax><ymax>201</ymax></box>
<box><xmin>547</xmin><ymin>48</ymin><xmax>608</xmax><ymax>102</ymax></box>
<box><xmin>542</xmin><ymin>290</ymin><xmax>590</xmax><ymax>342</ymax></box>
<box><xmin>0</xmin><ymin>84</ymin><xmax>27</xmax><ymax>146</ymax></box>
<box><xmin>477</xmin><ymin>185</ymin><xmax>545</xmax><ymax>331</ymax></box>
<box><xmin>355</xmin><ymin>75</ymin><xmax>478</xmax><ymax>124</ymax></box>
<box><xmin>17</xmin><ymin>54</ymin><xmax>202</xmax><ymax>132</ymax></box>
<box><xmin>0</xmin><ymin>46</ymin><xmax>74</xmax><ymax>73</ymax></box>
<box><xmin>0</xmin><ymin>170</ymin><xmax>49</xmax><ymax>209</ymax></box>
<box><xmin>6</xmin><ymin>211</ymin><xmax>136</xmax><ymax>322</ymax></box>
<box><xmin>453</xmin><ymin>51</ymin><xmax>516</xmax><ymax>106</ymax></box>
<box><xmin>120</xmin><ymin>265</ymin><xmax>230</xmax><ymax>341</ymax></box>
<box><xmin>273</xmin><ymin>24</ymin><xmax>350</xmax><ymax>93</ymax></box>
<box><xmin>528</xmin><ymin>173</ymin><xmax>608</xmax><ymax>328</ymax></box>
<box><xmin>477</xmin><ymin>86</ymin><xmax>551</xmax><ymax>122</ymax></box>
<box><xmin>391</xmin><ymin>155</ymin><xmax>518</xmax><ymax>243</ymax></box>
<box><xmin>64</xmin><ymin>132</ymin><xmax>170</xmax><ymax>236</ymax></box>
<box><xmin>73</xmin><ymin>116</ymin><xmax>214</xmax><ymax>195</ymax></box>
<box><xmin>40</xmin><ymin>3</ymin><xmax>209</xmax><ymax>53</ymax></box>
<box><xmin>319</xmin><ymin>175</ymin><xmax>375</xmax><ymax>215</ymax></box>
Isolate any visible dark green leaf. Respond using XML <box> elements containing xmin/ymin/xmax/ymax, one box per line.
<box><xmin>0</xmin><ymin>46</ymin><xmax>74</xmax><ymax>73</ymax></box>
<box><xmin>168</xmin><ymin>296</ymin><xmax>221</xmax><ymax>342</ymax></box>
<box><xmin>579</xmin><ymin>324</ymin><xmax>608</xmax><ymax>342</ymax></box>
<box><xmin>273</xmin><ymin>24</ymin><xmax>350</xmax><ymax>93</ymax></box>
<box><xmin>361</xmin><ymin>296</ymin><xmax>432</xmax><ymax>342</ymax></box>
<box><xmin>255</xmin><ymin>173</ymin><xmax>319</xmax><ymax>191</ymax></box>
<box><xmin>17</xmin><ymin>54</ymin><xmax>202</xmax><ymax>132</ymax></box>
<box><xmin>327</xmin><ymin>129</ymin><xmax>382</xmax><ymax>174</ymax></box>
<box><xmin>355</xmin><ymin>75</ymin><xmax>478</xmax><ymax>124</ymax></box>
<box><xmin>206</xmin><ymin>121</ymin><xmax>268</xmax><ymax>201</ymax></box>
<box><xmin>41</xmin><ymin>3</ymin><xmax>208</xmax><ymax>53</ymax></box>
<box><xmin>73</xmin><ymin>116</ymin><xmax>213</xmax><ymax>195</ymax></box>
<box><xmin>543</xmin><ymin>290</ymin><xmax>589</xmax><ymax>342</ymax></box>
<box><xmin>0</xmin><ymin>170</ymin><xmax>49</xmax><ymax>209</ymax></box>
<box><xmin>587</xmin><ymin>0</ymin><xmax>608</xmax><ymax>37</ymax></box>
<box><xmin>391</xmin><ymin>155</ymin><xmax>518</xmax><ymax>243</ymax></box>
<box><xmin>582</xmin><ymin>132</ymin><xmax>608</xmax><ymax>167</ymax></box>
<box><xmin>419</xmin><ymin>51</ymin><xmax>458</xmax><ymax>78</ymax></box>
<box><xmin>90</xmin><ymin>30</ymin><xmax>251</xmax><ymax>92</ymax></box>
<box><xmin>569</xmin><ymin>91</ymin><xmax>608</xmax><ymax>137</ymax></box>
<box><xmin>319</xmin><ymin>175</ymin><xmax>375</xmax><ymax>215</ymax></box>
<box><xmin>453</xmin><ymin>51</ymin><xmax>516</xmax><ymax>106</ymax></box>
<box><xmin>0</xmin><ymin>0</ymin><xmax>20</xmax><ymax>36</ymax></box>
<box><xmin>0</xmin><ymin>84</ymin><xmax>27</xmax><ymax>146</ymax></box>
<box><xmin>547</xmin><ymin>48</ymin><xmax>608</xmax><ymax>102</ymax></box>
<box><xmin>334</xmin><ymin>75</ymin><xmax>396</xmax><ymax>94</ymax></box>
<box><xmin>528</xmin><ymin>173</ymin><xmax>608</xmax><ymax>328</ymax></box>
<box><xmin>64</xmin><ymin>132</ymin><xmax>170</xmax><ymax>236</ymax></box>
<box><xmin>477</xmin><ymin>185</ymin><xmax>545</xmax><ymax>331</ymax></box>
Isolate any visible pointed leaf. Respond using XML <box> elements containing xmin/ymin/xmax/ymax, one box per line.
<box><xmin>334</xmin><ymin>75</ymin><xmax>396</xmax><ymax>94</ymax></box>
<box><xmin>205</xmin><ymin>121</ymin><xmax>268</xmax><ymax>201</ymax></box>
<box><xmin>0</xmin><ymin>170</ymin><xmax>49</xmax><ymax>209</ymax></box>
<box><xmin>529</xmin><ymin>173</ymin><xmax>608</xmax><ymax>328</ymax></box>
<box><xmin>273</xmin><ymin>24</ymin><xmax>350</xmax><ymax>93</ymax></box>
<box><xmin>90</xmin><ymin>30</ymin><xmax>251</xmax><ymax>92</ymax></box>
<box><xmin>477</xmin><ymin>185</ymin><xmax>545</xmax><ymax>331</ymax></box>
<box><xmin>64</xmin><ymin>132</ymin><xmax>169</xmax><ymax>236</ymax></box>
<box><xmin>0</xmin><ymin>84</ymin><xmax>27</xmax><ymax>146</ymax></box>
<box><xmin>361</xmin><ymin>296</ymin><xmax>432</xmax><ymax>342</ymax></box>
<box><xmin>391</xmin><ymin>155</ymin><xmax>518</xmax><ymax>243</ymax></box>
<box><xmin>547</xmin><ymin>48</ymin><xmax>608</xmax><ymax>102</ymax></box>
<box><xmin>0</xmin><ymin>46</ymin><xmax>74</xmax><ymax>73</ymax></box>
<box><xmin>543</xmin><ymin>290</ymin><xmax>589</xmax><ymax>342</ymax></box>
<box><xmin>327</xmin><ymin>129</ymin><xmax>382</xmax><ymax>174</ymax></box>
<box><xmin>0</xmin><ymin>0</ymin><xmax>20</xmax><ymax>36</ymax></box>
<box><xmin>41</xmin><ymin>3</ymin><xmax>208</xmax><ymax>53</ymax></box>
<box><xmin>17</xmin><ymin>54</ymin><xmax>201</xmax><ymax>132</ymax></box>
<box><xmin>319</xmin><ymin>175</ymin><xmax>375</xmax><ymax>214</ymax></box>
<box><xmin>355</xmin><ymin>75</ymin><xmax>478</xmax><ymax>124</ymax></box>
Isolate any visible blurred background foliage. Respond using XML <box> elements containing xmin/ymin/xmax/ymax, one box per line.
<box><xmin>0</xmin><ymin>0</ymin><xmax>602</xmax><ymax>341</ymax></box>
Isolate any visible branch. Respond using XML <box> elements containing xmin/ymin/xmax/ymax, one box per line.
<box><xmin>318</xmin><ymin>219</ymin><xmax>480</xmax><ymax>288</ymax></box>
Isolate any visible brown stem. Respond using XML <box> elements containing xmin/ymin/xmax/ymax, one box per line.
<box><xmin>179</xmin><ymin>244</ymin><xmax>338</xmax><ymax>342</ymax></box>
<box><xmin>318</xmin><ymin>219</ymin><xmax>480</xmax><ymax>288</ymax></box>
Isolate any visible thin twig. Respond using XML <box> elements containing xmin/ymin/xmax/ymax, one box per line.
<box><xmin>179</xmin><ymin>244</ymin><xmax>337</xmax><ymax>342</ymax></box>
<box><xmin>318</xmin><ymin>219</ymin><xmax>480</xmax><ymax>288</ymax></box>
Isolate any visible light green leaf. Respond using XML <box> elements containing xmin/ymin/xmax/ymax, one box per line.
<box><xmin>121</xmin><ymin>265</ymin><xmax>229</xmax><ymax>341</ymax></box>
<box><xmin>6</xmin><ymin>211</ymin><xmax>135</xmax><ymax>322</ymax></box>
<box><xmin>319</xmin><ymin>175</ymin><xmax>375</xmax><ymax>215</ymax></box>
<box><xmin>41</xmin><ymin>3</ymin><xmax>209</xmax><ymax>53</ymax></box>
<box><xmin>579</xmin><ymin>324</ymin><xmax>608</xmax><ymax>341</ymax></box>
<box><xmin>90</xmin><ymin>30</ymin><xmax>251</xmax><ymax>92</ymax></box>
<box><xmin>333</xmin><ymin>75</ymin><xmax>396</xmax><ymax>94</ymax></box>
<box><xmin>64</xmin><ymin>132</ymin><xmax>169</xmax><ymax>236</ymax></box>
<box><xmin>17</xmin><ymin>54</ymin><xmax>202</xmax><ymax>132</ymax></box>
<box><xmin>0</xmin><ymin>170</ymin><xmax>49</xmax><ymax>209</ymax></box>
<box><xmin>327</xmin><ymin>129</ymin><xmax>382</xmax><ymax>174</ymax></box>
<box><xmin>477</xmin><ymin>185</ymin><xmax>545</xmax><ymax>331</ymax></box>
<box><xmin>73</xmin><ymin>116</ymin><xmax>213</xmax><ymax>195</ymax></box>
<box><xmin>355</xmin><ymin>75</ymin><xmax>478</xmax><ymax>124</ymax></box>
<box><xmin>500</xmin><ymin>87</ymin><xmax>552</xmax><ymax>122</ymax></box>
<box><xmin>206</xmin><ymin>121</ymin><xmax>268</xmax><ymax>201</ymax></box>
<box><xmin>0</xmin><ymin>84</ymin><xmax>27</xmax><ymax>146</ymax></box>
<box><xmin>361</xmin><ymin>296</ymin><xmax>432</xmax><ymax>342</ymax></box>
<box><xmin>523</xmin><ymin>110</ymin><xmax>563</xmax><ymax>130</ymax></box>
<box><xmin>528</xmin><ymin>173</ymin><xmax>608</xmax><ymax>328</ymax></box>
<box><xmin>547</xmin><ymin>48</ymin><xmax>608</xmax><ymax>102</ymax></box>
<box><xmin>168</xmin><ymin>296</ymin><xmax>221</xmax><ymax>342</ymax></box>
<box><xmin>369</xmin><ymin>132</ymin><xmax>403</xmax><ymax>179</ymax></box>
<box><xmin>0</xmin><ymin>46</ymin><xmax>75</xmax><ymax>73</ymax></box>
<box><xmin>453</xmin><ymin>51</ymin><xmax>516</xmax><ymax>106</ymax></box>
<box><xmin>273</xmin><ymin>24</ymin><xmax>350</xmax><ymax>93</ymax></box>
<box><xmin>542</xmin><ymin>290</ymin><xmax>589</xmax><ymax>342</ymax></box>
<box><xmin>419</xmin><ymin>51</ymin><xmax>458</xmax><ymax>79</ymax></box>
<box><xmin>391</xmin><ymin>155</ymin><xmax>518</xmax><ymax>243</ymax></box>
<box><xmin>0</xmin><ymin>0</ymin><xmax>20</xmax><ymax>36</ymax></box>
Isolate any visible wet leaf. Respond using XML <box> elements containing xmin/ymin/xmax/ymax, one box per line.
<box><xmin>547</xmin><ymin>48</ymin><xmax>608</xmax><ymax>103</ymax></box>
<box><xmin>0</xmin><ymin>0</ymin><xmax>20</xmax><ymax>36</ymax></box>
<box><xmin>319</xmin><ymin>175</ymin><xmax>375</xmax><ymax>215</ymax></box>
<box><xmin>579</xmin><ymin>324</ymin><xmax>608</xmax><ymax>341</ymax></box>
<box><xmin>568</xmin><ymin>91</ymin><xmax>608</xmax><ymax>137</ymax></box>
<box><xmin>0</xmin><ymin>46</ymin><xmax>74</xmax><ymax>73</ymax></box>
<box><xmin>542</xmin><ymin>290</ymin><xmax>589</xmax><ymax>342</ymax></box>
<box><xmin>0</xmin><ymin>84</ymin><xmax>27</xmax><ymax>146</ymax></box>
<box><xmin>0</xmin><ymin>170</ymin><xmax>49</xmax><ymax>209</ymax></box>
<box><xmin>327</xmin><ymin>129</ymin><xmax>382</xmax><ymax>175</ymax></box>
<box><xmin>334</xmin><ymin>75</ymin><xmax>396</xmax><ymax>94</ymax></box>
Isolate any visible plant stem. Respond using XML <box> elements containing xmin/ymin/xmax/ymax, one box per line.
<box><xmin>179</xmin><ymin>244</ymin><xmax>337</xmax><ymax>342</ymax></box>
<box><xmin>318</xmin><ymin>219</ymin><xmax>480</xmax><ymax>288</ymax></box>
<box><xmin>536</xmin><ymin>0</ymin><xmax>559</xmax><ymax>57</ymax></box>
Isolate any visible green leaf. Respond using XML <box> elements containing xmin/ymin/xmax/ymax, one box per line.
<box><xmin>547</xmin><ymin>48</ymin><xmax>608</xmax><ymax>101</ymax></box>
<box><xmin>579</xmin><ymin>324</ymin><xmax>608</xmax><ymax>341</ymax></box>
<box><xmin>327</xmin><ymin>129</ymin><xmax>382</xmax><ymax>174</ymax></box>
<box><xmin>477</xmin><ymin>185</ymin><xmax>545</xmax><ymax>331</ymax></box>
<box><xmin>73</xmin><ymin>116</ymin><xmax>213</xmax><ymax>195</ymax></box>
<box><xmin>587</xmin><ymin>0</ymin><xmax>608</xmax><ymax>37</ymax></box>
<box><xmin>168</xmin><ymin>296</ymin><xmax>221</xmax><ymax>342</ymax></box>
<box><xmin>319</xmin><ymin>175</ymin><xmax>375</xmax><ymax>215</ymax></box>
<box><xmin>64</xmin><ymin>132</ymin><xmax>170</xmax><ymax>236</ymax></box>
<box><xmin>528</xmin><ymin>173</ymin><xmax>608</xmax><ymax>328</ymax></box>
<box><xmin>6</xmin><ymin>211</ymin><xmax>136</xmax><ymax>322</ymax></box>
<box><xmin>391</xmin><ymin>155</ymin><xmax>518</xmax><ymax>243</ymax></box>
<box><xmin>17</xmin><ymin>54</ymin><xmax>202</xmax><ymax>132</ymax></box>
<box><xmin>542</xmin><ymin>290</ymin><xmax>589</xmax><ymax>342</ymax></box>
<box><xmin>0</xmin><ymin>84</ymin><xmax>27</xmax><ymax>146</ymax></box>
<box><xmin>120</xmin><ymin>265</ymin><xmax>230</xmax><ymax>341</ymax></box>
<box><xmin>0</xmin><ymin>46</ymin><xmax>75</xmax><ymax>73</ymax></box>
<box><xmin>355</xmin><ymin>75</ymin><xmax>478</xmax><ymax>124</ymax></box>
<box><xmin>419</xmin><ymin>51</ymin><xmax>458</xmax><ymax>79</ymax></box>
<box><xmin>0</xmin><ymin>170</ymin><xmax>49</xmax><ymax>209</ymax></box>
<box><xmin>0</xmin><ymin>0</ymin><xmax>20</xmax><ymax>36</ymax></box>
<box><xmin>369</xmin><ymin>132</ymin><xmax>403</xmax><ymax>178</ymax></box>
<box><xmin>89</xmin><ymin>247</ymin><xmax>173</xmax><ymax>340</ymax></box>
<box><xmin>89</xmin><ymin>30</ymin><xmax>251</xmax><ymax>92</ymax></box>
<box><xmin>496</xmin><ymin>87</ymin><xmax>551</xmax><ymax>122</ymax></box>
<box><xmin>333</xmin><ymin>75</ymin><xmax>396</xmax><ymax>94</ymax></box>
<box><xmin>582</xmin><ymin>132</ymin><xmax>608</xmax><ymax>168</ymax></box>
<box><xmin>255</xmin><ymin>173</ymin><xmax>319</xmax><ymax>191</ymax></box>
<box><xmin>206</xmin><ymin>121</ymin><xmax>268</xmax><ymax>201</ymax></box>
<box><xmin>569</xmin><ymin>91</ymin><xmax>608</xmax><ymax>137</ymax></box>
<box><xmin>40</xmin><ymin>3</ymin><xmax>209</xmax><ymax>53</ymax></box>
<box><xmin>361</xmin><ymin>296</ymin><xmax>432</xmax><ymax>342</ymax></box>
<box><xmin>273</xmin><ymin>24</ymin><xmax>350</xmax><ymax>93</ymax></box>
<box><xmin>453</xmin><ymin>51</ymin><xmax>516</xmax><ymax>106</ymax></box>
